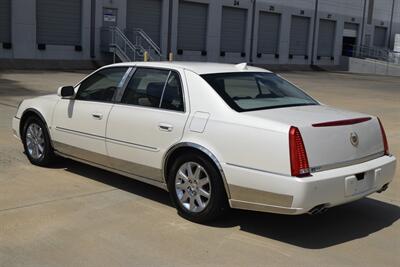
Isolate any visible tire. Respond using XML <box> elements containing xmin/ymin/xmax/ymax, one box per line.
<box><xmin>167</xmin><ymin>152</ymin><xmax>228</xmax><ymax>223</ymax></box>
<box><xmin>22</xmin><ymin>116</ymin><xmax>56</xmax><ymax>166</ymax></box>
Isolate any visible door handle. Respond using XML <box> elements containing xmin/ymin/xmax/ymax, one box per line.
<box><xmin>92</xmin><ymin>113</ymin><xmax>103</xmax><ymax>120</ymax></box>
<box><xmin>159</xmin><ymin>123</ymin><xmax>173</xmax><ymax>132</ymax></box>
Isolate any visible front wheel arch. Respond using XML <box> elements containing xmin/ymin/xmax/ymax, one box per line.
<box><xmin>20</xmin><ymin>109</ymin><xmax>48</xmax><ymax>134</ymax></box>
<box><xmin>20</xmin><ymin>109</ymin><xmax>54</xmax><ymax>150</ymax></box>
<box><xmin>21</xmin><ymin>114</ymin><xmax>56</xmax><ymax>166</ymax></box>
<box><xmin>163</xmin><ymin>143</ymin><xmax>231</xmax><ymax>199</ymax></box>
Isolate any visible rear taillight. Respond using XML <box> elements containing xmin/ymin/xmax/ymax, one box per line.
<box><xmin>378</xmin><ymin>118</ymin><xmax>389</xmax><ymax>155</ymax></box>
<box><xmin>289</xmin><ymin>126</ymin><xmax>311</xmax><ymax>177</ymax></box>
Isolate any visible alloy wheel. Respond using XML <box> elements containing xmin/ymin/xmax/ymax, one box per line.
<box><xmin>175</xmin><ymin>161</ymin><xmax>212</xmax><ymax>213</ymax></box>
<box><xmin>25</xmin><ymin>123</ymin><xmax>45</xmax><ymax>160</ymax></box>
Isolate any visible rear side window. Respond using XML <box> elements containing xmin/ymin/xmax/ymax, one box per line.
<box><xmin>201</xmin><ymin>72</ymin><xmax>318</xmax><ymax>112</ymax></box>
<box><xmin>75</xmin><ymin>67</ymin><xmax>129</xmax><ymax>102</ymax></box>
<box><xmin>160</xmin><ymin>72</ymin><xmax>184</xmax><ymax>111</ymax></box>
<box><xmin>121</xmin><ymin>68</ymin><xmax>184</xmax><ymax>112</ymax></box>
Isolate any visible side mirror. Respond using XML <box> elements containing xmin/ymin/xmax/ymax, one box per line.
<box><xmin>57</xmin><ymin>86</ymin><xmax>75</xmax><ymax>98</ymax></box>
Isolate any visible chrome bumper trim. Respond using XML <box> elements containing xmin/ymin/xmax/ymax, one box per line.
<box><xmin>310</xmin><ymin>152</ymin><xmax>385</xmax><ymax>173</ymax></box>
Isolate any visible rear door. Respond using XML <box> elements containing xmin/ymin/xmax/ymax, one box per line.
<box><xmin>36</xmin><ymin>0</ymin><xmax>82</xmax><ymax>46</ymax></box>
<box><xmin>52</xmin><ymin>67</ymin><xmax>130</xmax><ymax>165</ymax></box>
<box><xmin>289</xmin><ymin>16</ymin><xmax>310</xmax><ymax>56</ymax></box>
<box><xmin>220</xmin><ymin>6</ymin><xmax>247</xmax><ymax>53</ymax></box>
<box><xmin>126</xmin><ymin>0</ymin><xmax>162</xmax><ymax>45</ymax></box>
<box><xmin>317</xmin><ymin>19</ymin><xmax>336</xmax><ymax>58</ymax></box>
<box><xmin>106</xmin><ymin>67</ymin><xmax>189</xmax><ymax>182</ymax></box>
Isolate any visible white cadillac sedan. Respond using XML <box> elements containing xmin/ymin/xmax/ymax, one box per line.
<box><xmin>12</xmin><ymin>62</ymin><xmax>396</xmax><ymax>222</ymax></box>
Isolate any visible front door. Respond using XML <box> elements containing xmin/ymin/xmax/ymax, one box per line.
<box><xmin>106</xmin><ymin>67</ymin><xmax>189</xmax><ymax>181</ymax></box>
<box><xmin>51</xmin><ymin>67</ymin><xmax>130</xmax><ymax>165</ymax></box>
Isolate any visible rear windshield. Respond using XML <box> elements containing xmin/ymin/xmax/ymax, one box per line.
<box><xmin>201</xmin><ymin>72</ymin><xmax>318</xmax><ymax>112</ymax></box>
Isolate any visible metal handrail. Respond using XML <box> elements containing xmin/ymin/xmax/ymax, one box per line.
<box><xmin>348</xmin><ymin>44</ymin><xmax>400</xmax><ymax>64</ymax></box>
<box><xmin>111</xmin><ymin>43</ymin><xmax>131</xmax><ymax>62</ymax></box>
<box><xmin>101</xmin><ymin>26</ymin><xmax>163</xmax><ymax>62</ymax></box>
<box><xmin>135</xmin><ymin>28</ymin><xmax>162</xmax><ymax>56</ymax></box>
<box><xmin>111</xmin><ymin>27</ymin><xmax>140</xmax><ymax>55</ymax></box>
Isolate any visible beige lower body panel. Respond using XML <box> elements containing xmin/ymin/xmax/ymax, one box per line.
<box><xmin>229</xmin><ymin>200</ymin><xmax>299</xmax><ymax>214</ymax></box>
<box><xmin>52</xmin><ymin>142</ymin><xmax>297</xmax><ymax>213</ymax></box>
<box><xmin>229</xmin><ymin>184</ymin><xmax>293</xmax><ymax>207</ymax></box>
<box><xmin>228</xmin><ymin>184</ymin><xmax>297</xmax><ymax>214</ymax></box>
<box><xmin>53</xmin><ymin>141</ymin><xmax>167</xmax><ymax>190</ymax></box>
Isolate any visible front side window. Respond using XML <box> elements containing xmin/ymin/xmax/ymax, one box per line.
<box><xmin>75</xmin><ymin>67</ymin><xmax>128</xmax><ymax>102</ymax></box>
<box><xmin>201</xmin><ymin>72</ymin><xmax>318</xmax><ymax>112</ymax></box>
<box><xmin>121</xmin><ymin>68</ymin><xmax>184</xmax><ymax>111</ymax></box>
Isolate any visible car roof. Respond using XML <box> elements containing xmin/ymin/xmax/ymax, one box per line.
<box><xmin>107</xmin><ymin>61</ymin><xmax>272</xmax><ymax>75</ymax></box>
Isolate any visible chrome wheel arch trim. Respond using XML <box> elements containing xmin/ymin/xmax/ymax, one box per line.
<box><xmin>20</xmin><ymin>108</ymin><xmax>54</xmax><ymax>149</ymax></box>
<box><xmin>162</xmin><ymin>142</ymin><xmax>231</xmax><ymax>198</ymax></box>
<box><xmin>20</xmin><ymin>108</ymin><xmax>48</xmax><ymax>130</ymax></box>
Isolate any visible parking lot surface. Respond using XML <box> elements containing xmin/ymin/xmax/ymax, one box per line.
<box><xmin>0</xmin><ymin>70</ymin><xmax>399</xmax><ymax>267</ymax></box>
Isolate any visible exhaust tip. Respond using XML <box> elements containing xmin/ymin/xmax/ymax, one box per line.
<box><xmin>377</xmin><ymin>183</ymin><xmax>389</xmax><ymax>193</ymax></box>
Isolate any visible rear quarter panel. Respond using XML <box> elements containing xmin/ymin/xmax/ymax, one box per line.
<box><xmin>181</xmin><ymin>70</ymin><xmax>292</xmax><ymax>177</ymax></box>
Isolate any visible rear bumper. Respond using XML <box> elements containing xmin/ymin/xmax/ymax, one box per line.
<box><xmin>225</xmin><ymin>155</ymin><xmax>396</xmax><ymax>215</ymax></box>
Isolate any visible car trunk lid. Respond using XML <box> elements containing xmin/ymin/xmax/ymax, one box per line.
<box><xmin>247</xmin><ymin>105</ymin><xmax>385</xmax><ymax>172</ymax></box>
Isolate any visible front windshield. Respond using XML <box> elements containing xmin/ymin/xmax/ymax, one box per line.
<box><xmin>201</xmin><ymin>72</ymin><xmax>318</xmax><ymax>112</ymax></box>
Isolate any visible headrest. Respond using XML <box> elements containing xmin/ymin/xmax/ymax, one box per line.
<box><xmin>146</xmin><ymin>82</ymin><xmax>164</xmax><ymax>106</ymax></box>
<box><xmin>146</xmin><ymin>82</ymin><xmax>164</xmax><ymax>98</ymax></box>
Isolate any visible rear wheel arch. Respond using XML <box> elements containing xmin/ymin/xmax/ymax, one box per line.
<box><xmin>163</xmin><ymin>142</ymin><xmax>231</xmax><ymax>198</ymax></box>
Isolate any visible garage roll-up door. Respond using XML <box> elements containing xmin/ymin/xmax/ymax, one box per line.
<box><xmin>0</xmin><ymin>0</ymin><xmax>11</xmax><ymax>43</ymax></box>
<box><xmin>36</xmin><ymin>0</ymin><xmax>82</xmax><ymax>45</ymax></box>
<box><xmin>289</xmin><ymin>16</ymin><xmax>310</xmax><ymax>56</ymax></box>
<box><xmin>177</xmin><ymin>1</ymin><xmax>208</xmax><ymax>51</ymax></box>
<box><xmin>257</xmin><ymin>12</ymin><xmax>281</xmax><ymax>54</ymax></box>
<box><xmin>373</xmin><ymin>26</ymin><xmax>387</xmax><ymax>47</ymax></box>
<box><xmin>344</xmin><ymin>22</ymin><xmax>358</xmax><ymax>38</ymax></box>
<box><xmin>127</xmin><ymin>0</ymin><xmax>162</xmax><ymax>46</ymax></box>
<box><xmin>317</xmin><ymin>19</ymin><xmax>336</xmax><ymax>57</ymax></box>
<box><xmin>220</xmin><ymin>6</ymin><xmax>247</xmax><ymax>53</ymax></box>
